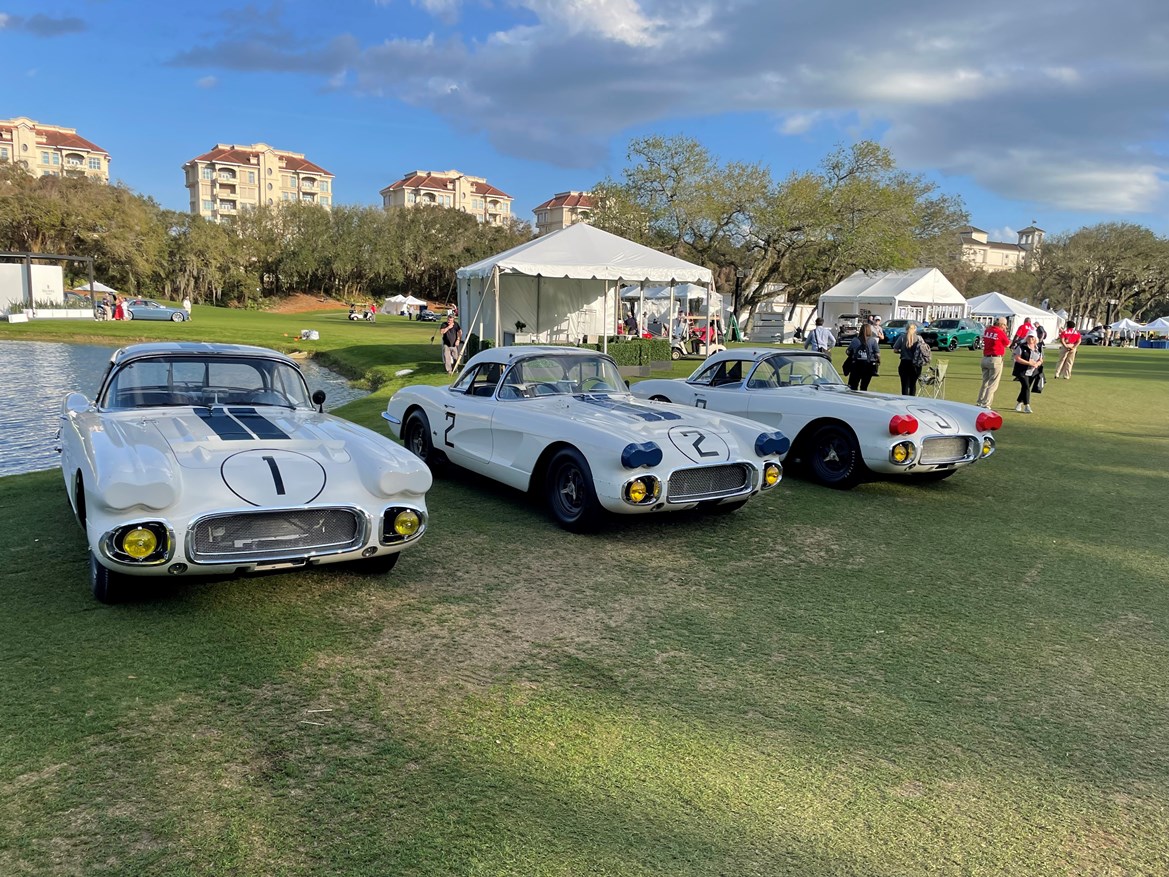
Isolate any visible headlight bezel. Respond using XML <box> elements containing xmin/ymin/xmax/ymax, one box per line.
<box><xmin>101</xmin><ymin>520</ymin><xmax>174</xmax><ymax>565</ymax></box>
<box><xmin>381</xmin><ymin>506</ymin><xmax>428</xmax><ymax>544</ymax></box>
<box><xmin>622</xmin><ymin>475</ymin><xmax>661</xmax><ymax>505</ymax></box>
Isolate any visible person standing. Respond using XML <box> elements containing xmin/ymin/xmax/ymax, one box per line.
<box><xmin>440</xmin><ymin>313</ymin><xmax>462</xmax><ymax>375</ymax></box>
<box><xmin>1056</xmin><ymin>321</ymin><xmax>1081</xmax><ymax>379</ymax></box>
<box><xmin>804</xmin><ymin>318</ymin><xmax>836</xmax><ymax>359</ymax></box>
<box><xmin>113</xmin><ymin>295</ymin><xmax>125</xmax><ymax>321</ymax></box>
<box><xmin>182</xmin><ymin>295</ymin><xmax>192</xmax><ymax>320</ymax></box>
<box><xmin>977</xmin><ymin>317</ymin><xmax>1011</xmax><ymax>408</ymax></box>
<box><xmin>1013</xmin><ymin>317</ymin><xmax>1035</xmax><ymax>345</ymax></box>
<box><xmin>870</xmin><ymin>315</ymin><xmax>885</xmax><ymax>343</ymax></box>
<box><xmin>1012</xmin><ymin>334</ymin><xmax>1044</xmax><ymax>413</ymax></box>
<box><xmin>846</xmin><ymin>322</ymin><xmax>880</xmax><ymax>391</ymax></box>
<box><xmin>892</xmin><ymin>322</ymin><xmax>930</xmax><ymax>395</ymax></box>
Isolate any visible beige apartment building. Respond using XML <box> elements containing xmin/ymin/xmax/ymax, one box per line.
<box><xmin>960</xmin><ymin>225</ymin><xmax>1044</xmax><ymax>271</ymax></box>
<box><xmin>533</xmin><ymin>191</ymin><xmax>595</xmax><ymax>236</ymax></box>
<box><xmin>183</xmin><ymin>143</ymin><xmax>334</xmax><ymax>221</ymax></box>
<box><xmin>0</xmin><ymin>117</ymin><xmax>111</xmax><ymax>181</ymax></box>
<box><xmin>380</xmin><ymin>170</ymin><xmax>513</xmax><ymax>224</ymax></box>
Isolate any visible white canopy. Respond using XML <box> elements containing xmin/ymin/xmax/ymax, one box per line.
<box><xmin>818</xmin><ymin>268</ymin><xmax>967</xmax><ymax>324</ymax></box>
<box><xmin>1142</xmin><ymin>316</ymin><xmax>1169</xmax><ymax>333</ymax></box>
<box><xmin>966</xmin><ymin>291</ymin><xmax>1061</xmax><ymax>339</ymax></box>
<box><xmin>401</xmin><ymin>295</ymin><xmax>428</xmax><ymax>306</ymax></box>
<box><xmin>457</xmin><ymin>222</ymin><xmax>714</xmax><ymax>345</ymax></box>
<box><xmin>1110</xmin><ymin>317</ymin><xmax>1146</xmax><ymax>332</ymax></box>
<box><xmin>73</xmin><ymin>280</ymin><xmax>117</xmax><ymax>294</ymax></box>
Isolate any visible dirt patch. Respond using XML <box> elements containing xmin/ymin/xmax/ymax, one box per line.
<box><xmin>263</xmin><ymin>293</ymin><xmax>351</xmax><ymax>314</ymax></box>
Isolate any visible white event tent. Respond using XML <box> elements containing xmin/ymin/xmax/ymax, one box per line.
<box><xmin>817</xmin><ymin>268</ymin><xmax>967</xmax><ymax>325</ymax></box>
<box><xmin>1143</xmin><ymin>316</ymin><xmax>1169</xmax><ymax>334</ymax></box>
<box><xmin>967</xmin><ymin>291</ymin><xmax>1060</xmax><ymax>339</ymax></box>
<box><xmin>456</xmin><ymin>223</ymin><xmax>714</xmax><ymax>350</ymax></box>
<box><xmin>619</xmin><ymin>283</ymin><xmax>724</xmax><ymax>334</ymax></box>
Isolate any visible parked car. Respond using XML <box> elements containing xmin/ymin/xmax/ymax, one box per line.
<box><xmin>123</xmin><ymin>298</ymin><xmax>189</xmax><ymax>322</ymax></box>
<box><xmin>920</xmin><ymin>318</ymin><xmax>983</xmax><ymax>350</ymax></box>
<box><xmin>1080</xmin><ymin>326</ymin><xmax>1106</xmax><ymax>345</ymax></box>
<box><xmin>834</xmin><ymin>313</ymin><xmax>863</xmax><ymax>346</ymax></box>
<box><xmin>629</xmin><ymin>348</ymin><xmax>1001</xmax><ymax>489</ymax></box>
<box><xmin>59</xmin><ymin>342</ymin><xmax>432</xmax><ymax>603</ymax></box>
<box><xmin>416</xmin><ymin>309</ymin><xmax>439</xmax><ymax>322</ymax></box>
<box><xmin>382</xmin><ymin>346</ymin><xmax>787</xmax><ymax>531</ymax></box>
<box><xmin>881</xmin><ymin>319</ymin><xmax>912</xmax><ymax>346</ymax></box>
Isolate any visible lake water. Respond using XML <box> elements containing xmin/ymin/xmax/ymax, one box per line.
<box><xmin>0</xmin><ymin>341</ymin><xmax>369</xmax><ymax>478</ymax></box>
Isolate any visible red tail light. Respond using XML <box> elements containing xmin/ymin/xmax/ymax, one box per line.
<box><xmin>888</xmin><ymin>414</ymin><xmax>919</xmax><ymax>436</ymax></box>
<box><xmin>976</xmin><ymin>411</ymin><xmax>1003</xmax><ymax>431</ymax></box>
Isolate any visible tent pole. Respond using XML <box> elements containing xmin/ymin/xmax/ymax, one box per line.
<box><xmin>493</xmin><ymin>265</ymin><xmax>501</xmax><ymax>348</ymax></box>
<box><xmin>706</xmin><ymin>280</ymin><xmax>714</xmax><ymax>353</ymax></box>
<box><xmin>451</xmin><ymin>278</ymin><xmax>491</xmax><ymax>381</ymax></box>
<box><xmin>602</xmin><ymin>282</ymin><xmax>609</xmax><ymax>354</ymax></box>
<box><xmin>535</xmin><ymin>274</ymin><xmax>541</xmax><ymax>343</ymax></box>
<box><xmin>639</xmin><ymin>281</ymin><xmax>645</xmax><ymax>338</ymax></box>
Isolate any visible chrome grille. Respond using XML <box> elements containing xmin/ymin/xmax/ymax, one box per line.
<box><xmin>667</xmin><ymin>464</ymin><xmax>751</xmax><ymax>503</ymax></box>
<box><xmin>189</xmin><ymin>508</ymin><xmax>363</xmax><ymax>563</ymax></box>
<box><xmin>920</xmin><ymin>436</ymin><xmax>975</xmax><ymax>465</ymax></box>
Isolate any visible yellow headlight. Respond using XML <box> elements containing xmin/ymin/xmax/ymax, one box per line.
<box><xmin>628</xmin><ymin>480</ymin><xmax>648</xmax><ymax>503</ymax></box>
<box><xmin>763</xmin><ymin>462</ymin><xmax>781</xmax><ymax>486</ymax></box>
<box><xmin>122</xmin><ymin>527</ymin><xmax>158</xmax><ymax>559</ymax></box>
<box><xmin>393</xmin><ymin>510</ymin><xmax>421</xmax><ymax>537</ymax></box>
<box><xmin>891</xmin><ymin>442</ymin><xmax>912</xmax><ymax>464</ymax></box>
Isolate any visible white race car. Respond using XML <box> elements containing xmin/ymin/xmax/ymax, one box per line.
<box><xmin>630</xmin><ymin>348</ymin><xmax>1002</xmax><ymax>488</ymax></box>
<box><xmin>382</xmin><ymin>346</ymin><xmax>787</xmax><ymax>531</ymax></box>
<box><xmin>59</xmin><ymin>342</ymin><xmax>432</xmax><ymax>603</ymax></box>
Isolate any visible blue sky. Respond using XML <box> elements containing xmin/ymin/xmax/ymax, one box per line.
<box><xmin>3</xmin><ymin>0</ymin><xmax>1167</xmax><ymax>242</ymax></box>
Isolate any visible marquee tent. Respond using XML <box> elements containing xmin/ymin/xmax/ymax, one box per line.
<box><xmin>1109</xmin><ymin>317</ymin><xmax>1146</xmax><ymax>332</ymax></box>
<box><xmin>1142</xmin><ymin>316</ymin><xmax>1169</xmax><ymax>334</ymax></box>
<box><xmin>966</xmin><ymin>291</ymin><xmax>1060</xmax><ymax>340</ymax></box>
<box><xmin>817</xmin><ymin>268</ymin><xmax>967</xmax><ymax>325</ymax></box>
<box><xmin>456</xmin><ymin>222</ymin><xmax>714</xmax><ymax>349</ymax></box>
<box><xmin>73</xmin><ymin>280</ymin><xmax>117</xmax><ymax>294</ymax></box>
<box><xmin>381</xmin><ymin>294</ymin><xmax>407</xmax><ymax>314</ymax></box>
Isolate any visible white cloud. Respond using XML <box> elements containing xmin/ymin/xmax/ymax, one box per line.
<box><xmin>196</xmin><ymin>75</ymin><xmax>218</xmax><ymax>88</ymax></box>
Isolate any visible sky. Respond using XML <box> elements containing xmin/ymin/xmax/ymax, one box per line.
<box><xmin>2</xmin><ymin>0</ymin><xmax>1167</xmax><ymax>242</ymax></box>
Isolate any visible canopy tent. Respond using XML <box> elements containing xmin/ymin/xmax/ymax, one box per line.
<box><xmin>817</xmin><ymin>268</ymin><xmax>967</xmax><ymax>325</ymax></box>
<box><xmin>456</xmin><ymin>222</ymin><xmax>714</xmax><ymax>349</ymax></box>
<box><xmin>619</xmin><ymin>283</ymin><xmax>724</xmax><ymax>335</ymax></box>
<box><xmin>381</xmin><ymin>294</ymin><xmax>407</xmax><ymax>314</ymax></box>
<box><xmin>401</xmin><ymin>295</ymin><xmax>428</xmax><ymax>306</ymax></box>
<box><xmin>966</xmin><ymin>291</ymin><xmax>1060</xmax><ymax>340</ymax></box>
<box><xmin>1142</xmin><ymin>316</ymin><xmax>1169</xmax><ymax>334</ymax></box>
<box><xmin>72</xmin><ymin>280</ymin><xmax>117</xmax><ymax>294</ymax></box>
<box><xmin>1109</xmin><ymin>317</ymin><xmax>1146</xmax><ymax>332</ymax></box>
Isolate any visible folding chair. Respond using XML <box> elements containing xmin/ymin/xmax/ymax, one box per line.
<box><xmin>919</xmin><ymin>358</ymin><xmax>948</xmax><ymax>399</ymax></box>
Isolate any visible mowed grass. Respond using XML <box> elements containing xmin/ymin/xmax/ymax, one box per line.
<box><xmin>2</xmin><ymin>310</ymin><xmax>1168</xmax><ymax>875</ymax></box>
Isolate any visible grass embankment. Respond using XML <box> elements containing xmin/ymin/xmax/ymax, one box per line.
<box><xmin>2</xmin><ymin>311</ymin><xmax>1168</xmax><ymax>875</ymax></box>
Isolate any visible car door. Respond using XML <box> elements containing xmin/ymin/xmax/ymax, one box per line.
<box><xmin>687</xmin><ymin>359</ymin><xmax>751</xmax><ymax>417</ymax></box>
<box><xmin>439</xmin><ymin>363</ymin><xmax>500</xmax><ymax>472</ymax></box>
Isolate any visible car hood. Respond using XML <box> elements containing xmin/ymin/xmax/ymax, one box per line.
<box><xmin>525</xmin><ymin>393</ymin><xmax>742</xmax><ymax>437</ymax></box>
<box><xmin>785</xmin><ymin>385</ymin><xmax>978</xmax><ymax>433</ymax></box>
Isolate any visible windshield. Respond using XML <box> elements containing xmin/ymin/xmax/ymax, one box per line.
<box><xmin>748</xmin><ymin>354</ymin><xmax>845</xmax><ymax>388</ymax></box>
<box><xmin>498</xmin><ymin>354</ymin><xmax>625</xmax><ymax>399</ymax></box>
<box><xmin>931</xmin><ymin>320</ymin><xmax>959</xmax><ymax>330</ymax></box>
<box><xmin>102</xmin><ymin>356</ymin><xmax>313</xmax><ymax>410</ymax></box>
<box><xmin>885</xmin><ymin>320</ymin><xmax>909</xmax><ymax>329</ymax></box>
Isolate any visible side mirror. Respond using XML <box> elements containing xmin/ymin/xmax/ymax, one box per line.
<box><xmin>624</xmin><ymin>379</ymin><xmax>631</xmax><ymax>389</ymax></box>
<box><xmin>312</xmin><ymin>389</ymin><xmax>326</xmax><ymax>412</ymax></box>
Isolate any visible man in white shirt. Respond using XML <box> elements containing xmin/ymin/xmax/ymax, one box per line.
<box><xmin>805</xmin><ymin>318</ymin><xmax>837</xmax><ymax>358</ymax></box>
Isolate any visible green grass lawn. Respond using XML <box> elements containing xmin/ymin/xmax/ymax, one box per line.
<box><xmin>2</xmin><ymin>311</ymin><xmax>1168</xmax><ymax>875</ymax></box>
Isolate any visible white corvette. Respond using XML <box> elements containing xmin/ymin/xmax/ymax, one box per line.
<box><xmin>630</xmin><ymin>348</ymin><xmax>1002</xmax><ymax>488</ymax></box>
<box><xmin>382</xmin><ymin>346</ymin><xmax>788</xmax><ymax>531</ymax></box>
<box><xmin>59</xmin><ymin>342</ymin><xmax>432</xmax><ymax>603</ymax></box>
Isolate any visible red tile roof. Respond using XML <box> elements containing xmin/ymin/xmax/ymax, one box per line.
<box><xmin>187</xmin><ymin>145</ymin><xmax>332</xmax><ymax>176</ymax></box>
<box><xmin>384</xmin><ymin>171</ymin><xmax>511</xmax><ymax>199</ymax></box>
<box><xmin>0</xmin><ymin>122</ymin><xmax>108</xmax><ymax>155</ymax></box>
<box><xmin>535</xmin><ymin>191</ymin><xmax>595</xmax><ymax>210</ymax></box>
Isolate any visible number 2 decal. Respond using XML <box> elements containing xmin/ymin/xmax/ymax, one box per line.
<box><xmin>444</xmin><ymin>410</ymin><xmax>456</xmax><ymax>447</ymax></box>
<box><xmin>683</xmin><ymin>430</ymin><xmax>719</xmax><ymax>458</ymax></box>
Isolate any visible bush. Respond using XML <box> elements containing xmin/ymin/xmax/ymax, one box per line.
<box><xmin>580</xmin><ymin>338</ymin><xmax>667</xmax><ymax>366</ymax></box>
<box><xmin>465</xmin><ymin>333</ymin><xmax>494</xmax><ymax>357</ymax></box>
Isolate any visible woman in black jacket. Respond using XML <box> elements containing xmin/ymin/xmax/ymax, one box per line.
<box><xmin>1012</xmin><ymin>334</ymin><xmax>1044</xmax><ymax>413</ymax></box>
<box><xmin>846</xmin><ymin>322</ymin><xmax>881</xmax><ymax>391</ymax></box>
<box><xmin>891</xmin><ymin>322</ymin><xmax>929</xmax><ymax>395</ymax></box>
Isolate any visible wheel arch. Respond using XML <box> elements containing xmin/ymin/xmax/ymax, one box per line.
<box><xmin>72</xmin><ymin>469</ymin><xmax>87</xmax><ymax>528</ymax></box>
<box><xmin>527</xmin><ymin>440</ymin><xmax>581</xmax><ymax>495</ymax></box>
<box><xmin>790</xmin><ymin>416</ymin><xmax>859</xmax><ymax>461</ymax></box>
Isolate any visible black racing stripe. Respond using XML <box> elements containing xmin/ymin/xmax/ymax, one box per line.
<box><xmin>195</xmin><ymin>408</ymin><xmax>253</xmax><ymax>440</ymax></box>
<box><xmin>576</xmin><ymin>395</ymin><xmax>683</xmax><ymax>421</ymax></box>
<box><xmin>229</xmin><ymin>407</ymin><xmax>291</xmax><ymax>440</ymax></box>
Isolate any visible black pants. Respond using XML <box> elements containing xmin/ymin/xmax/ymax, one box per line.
<box><xmin>898</xmin><ymin>360</ymin><xmax>921</xmax><ymax>395</ymax></box>
<box><xmin>848</xmin><ymin>361</ymin><xmax>876</xmax><ymax>391</ymax></box>
<box><xmin>1015</xmin><ymin>371</ymin><xmax>1038</xmax><ymax>404</ymax></box>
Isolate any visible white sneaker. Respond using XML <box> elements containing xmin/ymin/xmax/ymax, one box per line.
<box><xmin>1015</xmin><ymin>403</ymin><xmax>1024</xmax><ymax>412</ymax></box>
<box><xmin>1024</xmin><ymin>405</ymin><xmax>1033</xmax><ymax>414</ymax></box>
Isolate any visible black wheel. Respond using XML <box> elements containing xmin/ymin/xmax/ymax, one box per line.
<box><xmin>947</xmin><ymin>338</ymin><xmax>958</xmax><ymax>351</ymax></box>
<box><xmin>546</xmin><ymin>448</ymin><xmax>602</xmax><ymax>532</ymax></box>
<box><xmin>403</xmin><ymin>410</ymin><xmax>444</xmax><ymax>472</ymax></box>
<box><xmin>807</xmin><ymin>424</ymin><xmax>863</xmax><ymax>489</ymax></box>
<box><xmin>358</xmin><ymin>551</ymin><xmax>400</xmax><ymax>575</ymax></box>
<box><xmin>171</xmin><ymin>312</ymin><xmax>184</xmax><ymax>322</ymax></box>
<box><xmin>649</xmin><ymin>395</ymin><xmax>671</xmax><ymax>403</ymax></box>
<box><xmin>970</xmin><ymin>337</ymin><xmax>981</xmax><ymax>351</ymax></box>
<box><xmin>670</xmin><ymin>347</ymin><xmax>682</xmax><ymax>361</ymax></box>
<box><xmin>89</xmin><ymin>551</ymin><xmax>127</xmax><ymax>604</ymax></box>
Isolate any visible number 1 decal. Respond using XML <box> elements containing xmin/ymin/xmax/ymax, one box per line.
<box><xmin>444</xmin><ymin>410</ymin><xmax>456</xmax><ymax>447</ymax></box>
<box><xmin>262</xmin><ymin>454</ymin><xmax>287</xmax><ymax>495</ymax></box>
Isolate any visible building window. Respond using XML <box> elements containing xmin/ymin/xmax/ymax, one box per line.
<box><xmin>320</xmin><ymin>180</ymin><xmax>329</xmax><ymax>193</ymax></box>
<box><xmin>321</xmin><ymin>196</ymin><xmax>330</xmax><ymax>207</ymax></box>
<box><xmin>282</xmin><ymin>192</ymin><xmax>292</xmax><ymax>201</ymax></box>
<box><xmin>41</xmin><ymin>151</ymin><xmax>50</xmax><ymax>165</ymax></box>
<box><xmin>248</xmin><ymin>171</ymin><xmax>256</xmax><ymax>184</ymax></box>
<box><xmin>52</xmin><ymin>153</ymin><xmax>60</xmax><ymax>165</ymax></box>
<box><xmin>407</xmin><ymin>193</ymin><xmax>415</xmax><ymax>204</ymax></box>
<box><xmin>202</xmin><ymin>200</ymin><xmax>214</xmax><ymax>212</ymax></box>
<box><xmin>201</xmin><ymin>167</ymin><xmax>212</xmax><ymax>180</ymax></box>
<box><xmin>88</xmin><ymin>157</ymin><xmax>101</xmax><ymax>170</ymax></box>
<box><xmin>0</xmin><ymin>147</ymin><xmax>8</xmax><ymax>160</ymax></box>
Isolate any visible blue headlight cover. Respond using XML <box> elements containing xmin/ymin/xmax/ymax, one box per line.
<box><xmin>755</xmin><ymin>430</ymin><xmax>791</xmax><ymax>457</ymax></box>
<box><xmin>621</xmin><ymin>441</ymin><xmax>663</xmax><ymax>469</ymax></box>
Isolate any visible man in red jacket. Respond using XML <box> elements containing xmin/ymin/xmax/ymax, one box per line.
<box><xmin>1056</xmin><ymin>321</ymin><xmax>1082</xmax><ymax>379</ymax></box>
<box><xmin>977</xmin><ymin>317</ymin><xmax>1012</xmax><ymax>407</ymax></box>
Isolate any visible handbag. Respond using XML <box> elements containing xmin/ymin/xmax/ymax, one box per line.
<box><xmin>842</xmin><ymin>354</ymin><xmax>853</xmax><ymax>375</ymax></box>
<box><xmin>1034</xmin><ymin>372</ymin><xmax>1045</xmax><ymax>394</ymax></box>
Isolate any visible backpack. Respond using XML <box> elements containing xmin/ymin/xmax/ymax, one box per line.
<box><xmin>912</xmin><ymin>340</ymin><xmax>931</xmax><ymax>367</ymax></box>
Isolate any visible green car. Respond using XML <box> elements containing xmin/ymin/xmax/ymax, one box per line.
<box><xmin>920</xmin><ymin>318</ymin><xmax>983</xmax><ymax>351</ymax></box>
